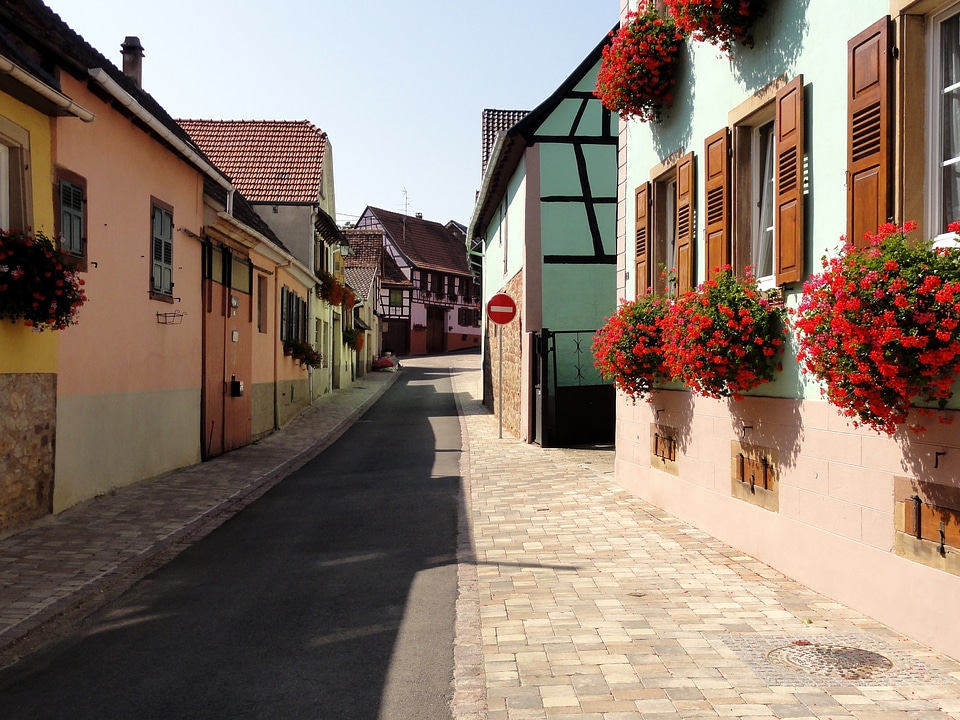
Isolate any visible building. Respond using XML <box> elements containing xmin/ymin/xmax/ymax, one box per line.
<box><xmin>613</xmin><ymin>0</ymin><xmax>960</xmax><ymax>659</ymax></box>
<box><xmin>468</xmin><ymin>32</ymin><xmax>619</xmax><ymax>447</ymax></box>
<box><xmin>355</xmin><ymin>207</ymin><xmax>479</xmax><ymax>357</ymax></box>
<box><xmin>178</xmin><ymin>119</ymin><xmax>348</xmax><ymax>396</ymax></box>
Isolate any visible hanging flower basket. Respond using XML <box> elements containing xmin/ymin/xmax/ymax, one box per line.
<box><xmin>342</xmin><ymin>326</ymin><xmax>363</xmax><ymax>351</ymax></box>
<box><xmin>794</xmin><ymin>222</ymin><xmax>960</xmax><ymax>435</ymax></box>
<box><xmin>0</xmin><ymin>229</ymin><xmax>86</xmax><ymax>330</ymax></box>
<box><xmin>593</xmin><ymin>293</ymin><xmax>672</xmax><ymax>400</ymax></box>
<box><xmin>595</xmin><ymin>4</ymin><xmax>687</xmax><ymax>123</ymax></box>
<box><xmin>283</xmin><ymin>338</ymin><xmax>322</xmax><ymax>368</ymax></box>
<box><xmin>664</xmin><ymin>0</ymin><xmax>766</xmax><ymax>52</ymax></box>
<box><xmin>662</xmin><ymin>267</ymin><xmax>786</xmax><ymax>399</ymax></box>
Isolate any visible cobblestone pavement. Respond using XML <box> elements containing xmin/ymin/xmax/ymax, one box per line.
<box><xmin>440</xmin><ymin>353</ymin><xmax>960</xmax><ymax>720</ymax></box>
<box><xmin>0</xmin><ymin>369</ymin><xmax>399</xmax><ymax>661</ymax></box>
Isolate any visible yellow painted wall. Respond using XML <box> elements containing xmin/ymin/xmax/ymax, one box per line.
<box><xmin>0</xmin><ymin>96</ymin><xmax>57</xmax><ymax>373</ymax></box>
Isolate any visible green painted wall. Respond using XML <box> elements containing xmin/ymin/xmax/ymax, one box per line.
<box><xmin>624</xmin><ymin>0</ymin><xmax>889</xmax><ymax>400</ymax></box>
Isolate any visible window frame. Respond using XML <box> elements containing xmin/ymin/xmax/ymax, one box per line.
<box><xmin>0</xmin><ymin>115</ymin><xmax>33</xmax><ymax>233</ymax></box>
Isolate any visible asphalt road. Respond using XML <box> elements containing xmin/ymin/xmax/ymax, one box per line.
<box><xmin>0</xmin><ymin>364</ymin><xmax>462</xmax><ymax>720</ymax></box>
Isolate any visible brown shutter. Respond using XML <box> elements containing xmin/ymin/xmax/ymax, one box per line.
<box><xmin>775</xmin><ymin>74</ymin><xmax>805</xmax><ymax>285</ymax></box>
<box><xmin>675</xmin><ymin>151</ymin><xmax>696</xmax><ymax>293</ymax></box>
<box><xmin>704</xmin><ymin>128</ymin><xmax>730</xmax><ymax>279</ymax></box>
<box><xmin>635</xmin><ymin>182</ymin><xmax>651</xmax><ymax>295</ymax></box>
<box><xmin>847</xmin><ymin>16</ymin><xmax>891</xmax><ymax>249</ymax></box>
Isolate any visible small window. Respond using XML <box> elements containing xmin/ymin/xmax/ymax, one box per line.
<box><xmin>55</xmin><ymin>168</ymin><xmax>87</xmax><ymax>269</ymax></box>
<box><xmin>151</xmin><ymin>199</ymin><xmax>174</xmax><ymax>297</ymax></box>
<box><xmin>389</xmin><ymin>289</ymin><xmax>403</xmax><ymax>307</ymax></box>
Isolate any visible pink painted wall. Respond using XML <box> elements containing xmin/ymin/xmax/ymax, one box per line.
<box><xmin>55</xmin><ymin>76</ymin><xmax>204</xmax><ymax>397</ymax></box>
<box><xmin>615</xmin><ymin>391</ymin><xmax>960</xmax><ymax>660</ymax></box>
<box><xmin>50</xmin><ymin>74</ymin><xmax>206</xmax><ymax>509</ymax></box>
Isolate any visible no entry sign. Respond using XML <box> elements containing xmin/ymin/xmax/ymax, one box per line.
<box><xmin>486</xmin><ymin>293</ymin><xmax>517</xmax><ymax>325</ymax></box>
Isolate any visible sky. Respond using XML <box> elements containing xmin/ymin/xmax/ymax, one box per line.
<box><xmin>46</xmin><ymin>0</ymin><xmax>617</xmax><ymax>228</ymax></box>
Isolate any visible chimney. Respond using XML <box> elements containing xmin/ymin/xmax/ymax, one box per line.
<box><xmin>415</xmin><ymin>212</ymin><xmax>423</xmax><ymax>220</ymax></box>
<box><xmin>121</xmin><ymin>36</ymin><xmax>144</xmax><ymax>88</ymax></box>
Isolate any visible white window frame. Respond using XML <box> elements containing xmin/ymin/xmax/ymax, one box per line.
<box><xmin>753</xmin><ymin>120</ymin><xmax>777</xmax><ymax>289</ymax></box>
<box><xmin>927</xmin><ymin>0</ymin><xmax>960</xmax><ymax>237</ymax></box>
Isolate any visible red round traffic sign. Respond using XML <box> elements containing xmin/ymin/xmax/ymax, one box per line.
<box><xmin>486</xmin><ymin>293</ymin><xmax>517</xmax><ymax>325</ymax></box>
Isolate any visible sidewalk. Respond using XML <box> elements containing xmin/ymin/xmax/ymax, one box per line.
<box><xmin>0</xmin><ymin>369</ymin><xmax>399</xmax><ymax>661</ymax></box>
<box><xmin>446</xmin><ymin>355</ymin><xmax>960</xmax><ymax>720</ymax></box>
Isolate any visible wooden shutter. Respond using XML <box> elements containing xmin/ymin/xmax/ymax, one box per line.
<box><xmin>59</xmin><ymin>179</ymin><xmax>84</xmax><ymax>255</ymax></box>
<box><xmin>152</xmin><ymin>205</ymin><xmax>173</xmax><ymax>294</ymax></box>
<box><xmin>635</xmin><ymin>182</ymin><xmax>651</xmax><ymax>295</ymax></box>
<box><xmin>704</xmin><ymin>128</ymin><xmax>730</xmax><ymax>279</ymax></box>
<box><xmin>775</xmin><ymin>74</ymin><xmax>805</xmax><ymax>285</ymax></box>
<box><xmin>847</xmin><ymin>17</ymin><xmax>891</xmax><ymax>249</ymax></box>
<box><xmin>675</xmin><ymin>152</ymin><xmax>696</xmax><ymax>293</ymax></box>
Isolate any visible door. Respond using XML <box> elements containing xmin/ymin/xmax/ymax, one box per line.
<box><xmin>426</xmin><ymin>306</ymin><xmax>446</xmax><ymax>354</ymax></box>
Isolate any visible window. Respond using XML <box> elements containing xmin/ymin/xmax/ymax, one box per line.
<box><xmin>730</xmin><ymin>113</ymin><xmax>775</xmax><ymax>286</ymax></box>
<box><xmin>389</xmin><ymin>289</ymin><xmax>403</xmax><ymax>307</ymax></box>
<box><xmin>930</xmin><ymin>3</ymin><xmax>960</xmax><ymax>236</ymax></box>
<box><xmin>458</xmin><ymin>307</ymin><xmax>481</xmax><ymax>327</ymax></box>
<box><xmin>281</xmin><ymin>286</ymin><xmax>308</xmax><ymax>343</ymax></box>
<box><xmin>0</xmin><ymin>115</ymin><xmax>32</xmax><ymax>232</ymax></box>
<box><xmin>724</xmin><ymin>74</ymin><xmax>805</xmax><ymax>285</ymax></box>
<box><xmin>151</xmin><ymin>199</ymin><xmax>174</xmax><ymax>298</ymax></box>
<box><xmin>635</xmin><ymin>151</ymin><xmax>695</xmax><ymax>295</ymax></box>
<box><xmin>54</xmin><ymin>168</ymin><xmax>87</xmax><ymax>270</ymax></box>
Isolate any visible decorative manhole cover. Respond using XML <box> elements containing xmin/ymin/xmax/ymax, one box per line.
<box><xmin>767</xmin><ymin>641</ymin><xmax>893</xmax><ymax>681</ymax></box>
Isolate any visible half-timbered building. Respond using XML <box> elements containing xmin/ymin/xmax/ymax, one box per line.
<box><xmin>468</xmin><ymin>30</ymin><xmax>619</xmax><ymax>447</ymax></box>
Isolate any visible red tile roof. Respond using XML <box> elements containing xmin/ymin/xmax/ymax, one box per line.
<box><xmin>177</xmin><ymin>119</ymin><xmax>327</xmax><ymax>204</ymax></box>
<box><xmin>365</xmin><ymin>207</ymin><xmax>471</xmax><ymax>276</ymax></box>
<box><xmin>343</xmin><ymin>229</ymin><xmax>383</xmax><ymax>270</ymax></box>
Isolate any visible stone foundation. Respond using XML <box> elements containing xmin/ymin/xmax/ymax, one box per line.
<box><xmin>0</xmin><ymin>373</ymin><xmax>55</xmax><ymax>534</ymax></box>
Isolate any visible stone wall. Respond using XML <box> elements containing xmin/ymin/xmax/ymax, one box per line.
<box><xmin>484</xmin><ymin>273</ymin><xmax>524</xmax><ymax>438</ymax></box>
<box><xmin>0</xmin><ymin>373</ymin><xmax>55</xmax><ymax>533</ymax></box>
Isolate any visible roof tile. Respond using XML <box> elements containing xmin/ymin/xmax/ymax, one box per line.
<box><xmin>365</xmin><ymin>207</ymin><xmax>471</xmax><ymax>276</ymax></box>
<box><xmin>178</xmin><ymin>119</ymin><xmax>327</xmax><ymax>204</ymax></box>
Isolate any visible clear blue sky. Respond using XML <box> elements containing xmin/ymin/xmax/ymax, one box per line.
<box><xmin>47</xmin><ymin>0</ymin><xmax>617</xmax><ymax>227</ymax></box>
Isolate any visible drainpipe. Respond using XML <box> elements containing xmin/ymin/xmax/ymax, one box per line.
<box><xmin>273</xmin><ymin>261</ymin><xmax>290</xmax><ymax>431</ymax></box>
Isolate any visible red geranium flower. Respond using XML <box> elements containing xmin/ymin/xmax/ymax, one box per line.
<box><xmin>794</xmin><ymin>222</ymin><xmax>960</xmax><ymax>435</ymax></box>
<box><xmin>595</xmin><ymin>4</ymin><xmax>687</xmax><ymax>123</ymax></box>
<box><xmin>0</xmin><ymin>229</ymin><xmax>86</xmax><ymax>330</ymax></box>
<box><xmin>664</xmin><ymin>0</ymin><xmax>767</xmax><ymax>52</ymax></box>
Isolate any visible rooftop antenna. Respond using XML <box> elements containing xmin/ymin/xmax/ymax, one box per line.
<box><xmin>401</xmin><ymin>188</ymin><xmax>409</xmax><ymax>243</ymax></box>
